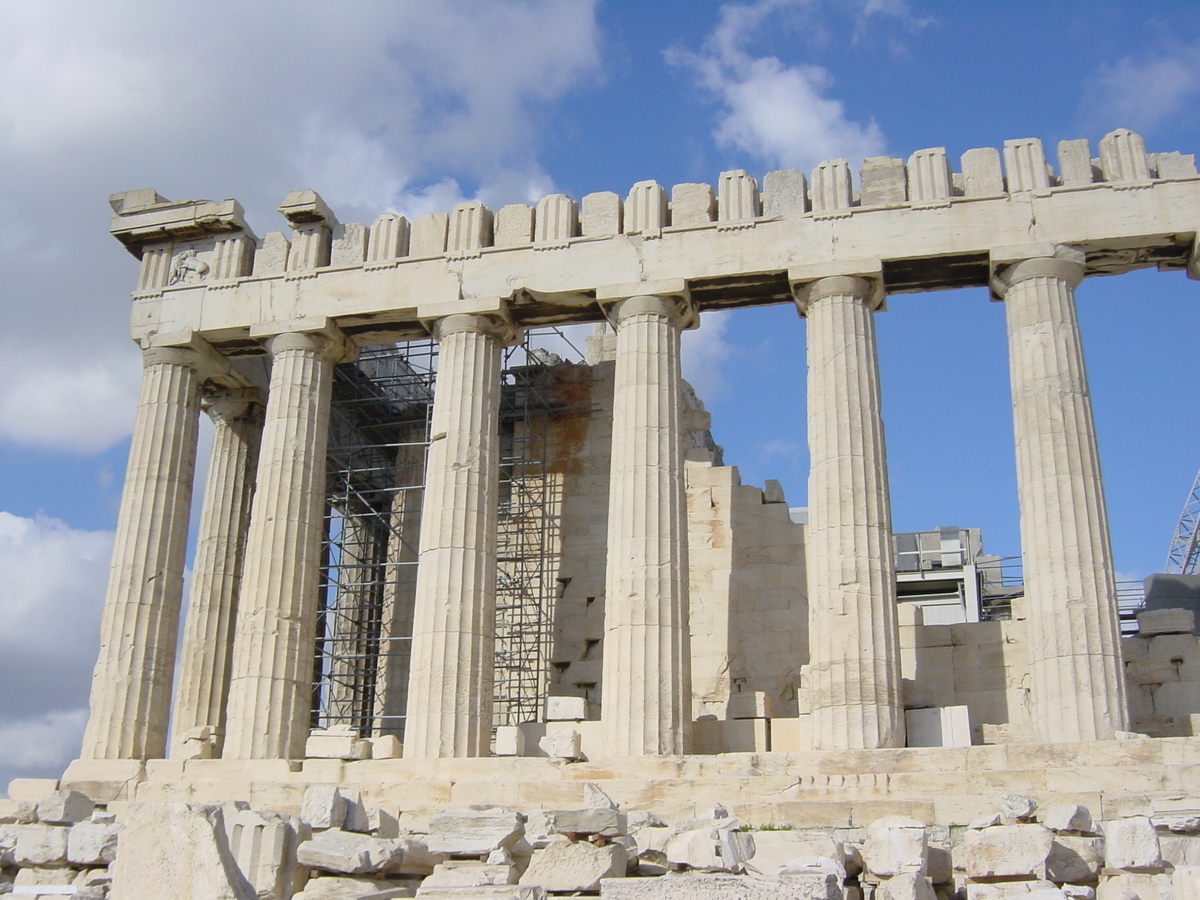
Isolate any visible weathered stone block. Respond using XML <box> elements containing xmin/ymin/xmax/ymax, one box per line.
<box><xmin>1103</xmin><ymin>817</ymin><xmax>1161</xmax><ymax>870</ymax></box>
<box><xmin>303</xmin><ymin>784</ymin><xmax>348</xmax><ymax>830</ymax></box>
<box><xmin>665</xmin><ymin>821</ymin><xmax>755</xmax><ymax>873</ymax></box>
<box><xmin>300</xmin><ymin>875</ymin><xmax>408</xmax><ymax>899</ymax></box>
<box><xmin>958</xmin><ymin>825</ymin><xmax>1054</xmax><ymax>879</ymax></box>
<box><xmin>672</xmin><ymin>183</ymin><xmax>716</xmax><ymax>227</ymax></box>
<box><xmin>297</xmin><ymin>829</ymin><xmax>402</xmax><ymax>875</ymax></box>
<box><xmin>36</xmin><ymin>789</ymin><xmax>94</xmax><ymax>825</ymax></box>
<box><xmin>1046</xmin><ymin>836</ymin><xmax>1104</xmax><ymax>883</ymax></box>
<box><xmin>108</xmin><ymin>802</ymin><xmax>255</xmax><ymax>900</ymax></box>
<box><xmin>545</xmin><ymin>696</ymin><xmax>588</xmax><ymax>721</ymax></box>
<box><xmin>1097</xmin><ymin>872</ymin><xmax>1172</xmax><ymax>900</ymax></box>
<box><xmin>67</xmin><ymin>819</ymin><xmax>120</xmax><ymax>865</ymax></box>
<box><xmin>426</xmin><ymin>809</ymin><xmax>525</xmax><ymax>857</ymax></box>
<box><xmin>0</xmin><ymin>799</ymin><xmax>36</xmax><ymax>824</ymax></box>
<box><xmin>859</xmin><ymin>157</ymin><xmax>906</xmax><ymax>206</ymax></box>
<box><xmin>424</xmin><ymin>860</ymin><xmax>519</xmax><ymax>887</ymax></box>
<box><xmin>728</xmin><ymin>692</ymin><xmax>773</xmax><ymax>719</ymax></box>
<box><xmin>581</xmin><ymin>191</ymin><xmax>622</xmax><ymax>236</ymax></box>
<box><xmin>961</xmin><ymin>147</ymin><xmax>1004</xmax><ymax>196</ymax></box>
<box><xmin>14</xmin><ymin>823</ymin><xmax>69</xmax><ymax>866</ymax></box>
<box><xmin>520</xmin><ymin>839</ymin><xmax>626</xmax><ymax>891</ymax></box>
<box><xmin>718</xmin><ymin>169</ymin><xmax>760</xmax><ymax>221</ymax></box>
<box><xmin>878</xmin><ymin>873</ymin><xmax>937</xmax><ymax>900</ymax></box>
<box><xmin>226</xmin><ymin>808</ymin><xmax>302</xmax><ymax>899</ymax></box>
<box><xmin>762</xmin><ymin>168</ymin><xmax>809</xmax><ymax>216</ymax></box>
<box><xmin>863</xmin><ymin>816</ymin><xmax>928</xmax><ymax>877</ymax></box>
<box><xmin>306</xmin><ymin>729</ymin><xmax>372</xmax><ymax>761</ymax></box>
<box><xmin>600</xmin><ymin>873</ymin><xmax>841</xmax><ymax>899</ymax></box>
<box><xmin>495</xmin><ymin>725</ymin><xmax>525</xmax><ymax>756</ymax></box>
<box><xmin>539</xmin><ymin>729</ymin><xmax>582</xmax><ymax>759</ymax></box>
<box><xmin>1138</xmin><ymin>608</ymin><xmax>1196</xmax><ymax>636</ymax></box>
<box><xmin>1043</xmin><ymin>805</ymin><xmax>1095</xmax><ymax>834</ymax></box>
<box><xmin>543</xmin><ymin>808</ymin><xmax>627</xmax><ymax>837</ymax></box>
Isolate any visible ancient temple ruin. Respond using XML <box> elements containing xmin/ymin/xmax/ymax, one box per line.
<box><xmin>9</xmin><ymin>128</ymin><xmax>1200</xmax><ymax>898</ymax></box>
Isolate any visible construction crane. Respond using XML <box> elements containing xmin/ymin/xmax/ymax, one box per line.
<box><xmin>1166</xmin><ymin>467</ymin><xmax>1200</xmax><ymax>574</ymax></box>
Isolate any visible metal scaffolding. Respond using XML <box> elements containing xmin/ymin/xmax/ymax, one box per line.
<box><xmin>312</xmin><ymin>331</ymin><xmax>582</xmax><ymax>738</ymax></box>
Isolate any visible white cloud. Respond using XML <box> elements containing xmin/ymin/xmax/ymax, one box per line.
<box><xmin>0</xmin><ymin>0</ymin><xmax>603</xmax><ymax>454</ymax></box>
<box><xmin>667</xmin><ymin>0</ymin><xmax>887</xmax><ymax>171</ymax></box>
<box><xmin>0</xmin><ymin>709</ymin><xmax>88</xmax><ymax>784</ymax></box>
<box><xmin>1083</xmin><ymin>41</ymin><xmax>1200</xmax><ymax>133</ymax></box>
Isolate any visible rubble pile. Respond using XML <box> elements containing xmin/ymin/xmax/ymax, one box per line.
<box><xmin>5</xmin><ymin>781</ymin><xmax>1200</xmax><ymax>900</ymax></box>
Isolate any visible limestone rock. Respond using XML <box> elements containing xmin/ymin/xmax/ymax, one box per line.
<box><xmin>225</xmin><ymin>808</ymin><xmax>303</xmax><ymax>899</ymax></box>
<box><xmin>747</xmin><ymin>831</ymin><xmax>846</xmax><ymax>877</ymax></box>
<box><xmin>1047</xmin><ymin>836</ymin><xmax>1104</xmax><ymax>883</ymax></box>
<box><xmin>586</xmin><ymin>783</ymin><xmax>618</xmax><ymax>810</ymax></box>
<box><xmin>425</xmin><ymin>860</ymin><xmax>519</xmax><ymax>886</ymax></box>
<box><xmin>599</xmin><ymin>873</ymin><xmax>842</xmax><ymax>899</ymax></box>
<box><xmin>539</xmin><ymin>729</ymin><xmax>582</xmax><ymax>759</ymax></box>
<box><xmin>971</xmin><ymin>814</ymin><xmax>1002</xmax><ymax>830</ymax></box>
<box><xmin>0</xmin><ymin>799</ymin><xmax>36</xmax><ymax>824</ymax></box>
<box><xmin>108</xmin><ymin>802</ymin><xmax>256</xmax><ymax>900</ymax></box>
<box><xmin>67</xmin><ymin>819</ymin><xmax>120</xmax><ymax>865</ymax></box>
<box><xmin>665</xmin><ymin>820</ymin><xmax>755</xmax><ymax>873</ymax></box>
<box><xmin>519</xmin><ymin>839</ymin><xmax>626</xmax><ymax>891</ymax></box>
<box><xmin>299</xmin><ymin>875</ymin><xmax>407</xmax><ymax>899</ymax></box>
<box><xmin>297</xmin><ymin>829</ymin><xmax>402</xmax><ymax>875</ymax></box>
<box><xmin>1097</xmin><ymin>872</ymin><xmax>1173</xmax><ymax>900</ymax></box>
<box><xmin>863</xmin><ymin>816</ymin><xmax>928</xmax><ymax>878</ymax></box>
<box><xmin>426</xmin><ymin>809</ymin><xmax>526</xmax><ymax>857</ymax></box>
<box><xmin>1104</xmin><ymin>817</ymin><xmax>1162</xmax><ymax>870</ymax></box>
<box><xmin>878</xmin><ymin>873</ymin><xmax>937</xmax><ymax>900</ymax></box>
<box><xmin>1002</xmin><ymin>796</ymin><xmax>1038</xmax><ymax>821</ymax></box>
<box><xmin>627</xmin><ymin>811</ymin><xmax>667</xmax><ymax>829</ymax></box>
<box><xmin>341</xmin><ymin>789</ymin><xmax>372</xmax><ymax>834</ymax></box>
<box><xmin>1044</xmin><ymin>806</ymin><xmax>1095</xmax><ymax>834</ymax></box>
<box><xmin>958</xmin><ymin>825</ymin><xmax>1054</xmax><ymax>880</ymax></box>
<box><xmin>37</xmin><ymin>789</ymin><xmax>95</xmax><ymax>825</ymax></box>
<box><xmin>927</xmin><ymin>846</ymin><xmax>952</xmax><ymax>885</ymax></box>
<box><xmin>543</xmin><ymin>808</ymin><xmax>627</xmax><ymax>837</ymax></box>
<box><xmin>303</xmin><ymin>784</ymin><xmax>348</xmax><ymax>831</ymax></box>
<box><xmin>14</xmin><ymin>823</ymin><xmax>69</xmax><ymax>867</ymax></box>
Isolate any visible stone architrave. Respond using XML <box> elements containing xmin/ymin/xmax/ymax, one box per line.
<box><xmin>403</xmin><ymin>313</ymin><xmax>516</xmax><ymax>758</ymax></box>
<box><xmin>993</xmin><ymin>246</ymin><xmax>1128</xmax><ymax>741</ymax></box>
<box><xmin>599</xmin><ymin>289</ymin><xmax>694</xmax><ymax>756</ymax></box>
<box><xmin>81</xmin><ymin>334</ymin><xmax>228</xmax><ymax>760</ymax></box>
<box><xmin>793</xmin><ymin>273</ymin><xmax>904</xmax><ymax>750</ymax></box>
<box><xmin>170</xmin><ymin>389</ymin><xmax>262</xmax><ymax>757</ymax></box>
<box><xmin>222</xmin><ymin>322</ymin><xmax>351</xmax><ymax>759</ymax></box>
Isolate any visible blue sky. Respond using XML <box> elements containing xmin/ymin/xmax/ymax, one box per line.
<box><xmin>0</xmin><ymin>0</ymin><xmax>1198</xmax><ymax>783</ymax></box>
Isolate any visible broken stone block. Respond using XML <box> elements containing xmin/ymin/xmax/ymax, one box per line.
<box><xmin>391</xmin><ymin>835</ymin><xmax>445</xmax><ymax>875</ymax></box>
<box><xmin>0</xmin><ymin>825</ymin><xmax>15</xmax><ymax>865</ymax></box>
<box><xmin>961</xmin><ymin>147</ymin><xmax>1004</xmax><ymax>196</ymax></box>
<box><xmin>779</xmin><ymin>855</ymin><xmax>847</xmax><ymax>882</ymax></box>
<box><xmin>67</xmin><ymin>819</ymin><xmax>120</xmax><ymax>865</ymax></box>
<box><xmin>369</xmin><ymin>735</ymin><xmax>403</xmax><ymax>759</ymax></box>
<box><xmin>425</xmin><ymin>860</ymin><xmax>519</xmax><ymax>887</ymax></box>
<box><xmin>297</xmin><ymin>829</ymin><xmax>402</xmax><ymax>875</ymax></box>
<box><xmin>581</xmin><ymin>191</ymin><xmax>622</xmax><ymax>236</ymax></box>
<box><xmin>494</xmin><ymin>726</ymin><xmax>525</xmax><ymax>757</ymax></box>
<box><xmin>303</xmin><ymin>784</ymin><xmax>349</xmax><ymax>831</ymax></box>
<box><xmin>879</xmin><ymin>873</ymin><xmax>937</xmax><ymax>900</ymax></box>
<box><xmin>539</xmin><ymin>729</ymin><xmax>582</xmax><ymax>760</ymax></box>
<box><xmin>1157</xmin><ymin>815</ymin><xmax>1200</xmax><ymax>834</ymax></box>
<box><xmin>863</xmin><ymin>816</ymin><xmax>928</xmax><ymax>878</ymax></box>
<box><xmin>1138</xmin><ymin>608</ymin><xmax>1196</xmax><ymax>636</ymax></box>
<box><xmin>859</xmin><ymin>156</ymin><xmax>907</xmax><ymax>206</ymax></box>
<box><xmin>368</xmin><ymin>807</ymin><xmax>399</xmax><ymax>839</ymax></box>
<box><xmin>926</xmin><ymin>846</ymin><xmax>953</xmax><ymax>884</ymax></box>
<box><xmin>520</xmin><ymin>839</ymin><xmax>626</xmax><ymax>892</ymax></box>
<box><xmin>1062</xmin><ymin>887</ymin><xmax>1095</xmax><ymax>900</ymax></box>
<box><xmin>1046</xmin><ymin>836</ymin><xmax>1104</xmax><ymax>883</ymax></box>
<box><xmin>108</xmin><ymin>802</ymin><xmax>256</xmax><ymax>900</ymax></box>
<box><xmin>1097</xmin><ymin>872</ymin><xmax>1173</xmax><ymax>900</ymax></box>
<box><xmin>672</xmin><ymin>183</ymin><xmax>716</xmax><ymax>227</ymax></box>
<box><xmin>300</xmin><ymin>875</ymin><xmax>408</xmax><ymax>899</ymax></box>
<box><xmin>586</xmin><ymin>782</ymin><xmax>618</xmax><ymax>810</ymax></box>
<box><xmin>37</xmin><ymin>789</ymin><xmax>95</xmax><ymax>825</ymax></box>
<box><xmin>0</xmin><ymin>799</ymin><xmax>35</xmax><ymax>824</ymax></box>
<box><xmin>747</xmin><ymin>832</ymin><xmax>845</xmax><ymax>877</ymax></box>
<box><xmin>600</xmin><ymin>872</ymin><xmax>841</xmax><ymax>899</ymax></box>
<box><xmin>544</xmin><ymin>696</ymin><xmax>588</xmax><ymax>721</ymax></box>
<box><xmin>226</xmin><ymin>808</ymin><xmax>302</xmax><ymax>900</ymax></box>
<box><xmin>965</xmin><ymin>880</ymin><xmax>1058</xmax><ymax>900</ymax></box>
<box><xmin>762</xmin><ymin>168</ymin><xmax>809</xmax><ymax>217</ymax></box>
<box><xmin>543</xmin><ymin>808</ymin><xmax>627</xmax><ymax>837</ymax></box>
<box><xmin>306</xmin><ymin>728</ymin><xmax>372</xmax><ymax>760</ymax></box>
<box><xmin>426</xmin><ymin>809</ymin><xmax>526</xmax><ymax>857</ymax></box>
<box><xmin>14</xmin><ymin>823</ymin><xmax>69</xmax><ymax>866</ymax></box>
<box><xmin>1001</xmin><ymin>795</ymin><xmax>1038</xmax><ymax>822</ymax></box>
<box><xmin>1043</xmin><ymin>805</ymin><xmax>1095</xmax><ymax>834</ymax></box>
<box><xmin>958</xmin><ymin>824</ymin><xmax>1054</xmax><ymax>879</ymax></box>
<box><xmin>664</xmin><ymin>819</ymin><xmax>755</xmax><ymax>873</ymax></box>
<box><xmin>7</xmin><ymin>778</ymin><xmax>59</xmax><ymax>801</ymax></box>
<box><xmin>971</xmin><ymin>814</ymin><xmax>1002</xmax><ymax>830</ymax></box>
<box><xmin>626</xmin><ymin>811</ymin><xmax>667</xmax><ymax>829</ymax></box>
<box><xmin>341</xmin><ymin>789</ymin><xmax>372</xmax><ymax>833</ymax></box>
<box><xmin>1103</xmin><ymin>817</ymin><xmax>1161</xmax><ymax>870</ymax></box>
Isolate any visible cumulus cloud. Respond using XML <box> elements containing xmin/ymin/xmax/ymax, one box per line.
<box><xmin>1082</xmin><ymin>40</ymin><xmax>1200</xmax><ymax>133</ymax></box>
<box><xmin>667</xmin><ymin>0</ymin><xmax>889</xmax><ymax>171</ymax></box>
<box><xmin>0</xmin><ymin>0</ymin><xmax>603</xmax><ymax>454</ymax></box>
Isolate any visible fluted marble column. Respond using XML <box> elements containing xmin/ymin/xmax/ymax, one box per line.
<box><xmin>403</xmin><ymin>314</ymin><xmax>511</xmax><ymax>758</ymax></box>
<box><xmin>600</xmin><ymin>294</ymin><xmax>693</xmax><ymax>756</ymax></box>
<box><xmin>170</xmin><ymin>389</ymin><xmax>262</xmax><ymax>757</ymax></box>
<box><xmin>223</xmin><ymin>326</ymin><xmax>348</xmax><ymax>759</ymax></box>
<box><xmin>81</xmin><ymin>342</ymin><xmax>208</xmax><ymax>759</ymax></box>
<box><xmin>795</xmin><ymin>275</ymin><xmax>904</xmax><ymax>750</ymax></box>
<box><xmin>996</xmin><ymin>248</ymin><xmax>1128</xmax><ymax>741</ymax></box>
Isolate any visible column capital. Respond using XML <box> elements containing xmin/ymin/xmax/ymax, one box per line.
<box><xmin>989</xmin><ymin>243</ymin><xmax>1085</xmax><ymax>300</ymax></box>
<box><xmin>202</xmin><ymin>387</ymin><xmax>262</xmax><ymax>426</ymax></box>
<box><xmin>249</xmin><ymin>316</ymin><xmax>356</xmax><ymax>364</ymax></box>
<box><xmin>429</xmin><ymin>311</ymin><xmax>522</xmax><ymax>346</ymax></box>
<box><xmin>596</xmin><ymin>280</ymin><xmax>696</xmax><ymax>329</ymax></box>
<box><xmin>790</xmin><ymin>264</ymin><xmax>885</xmax><ymax>317</ymax></box>
<box><xmin>141</xmin><ymin>329</ymin><xmax>245</xmax><ymax>387</ymax></box>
